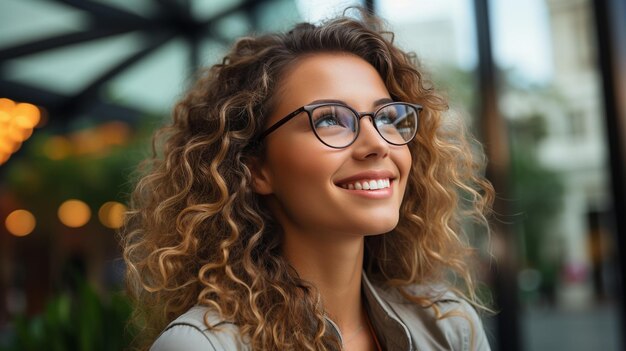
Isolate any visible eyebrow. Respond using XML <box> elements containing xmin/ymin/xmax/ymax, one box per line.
<box><xmin>308</xmin><ymin>98</ymin><xmax>394</xmax><ymax>107</ymax></box>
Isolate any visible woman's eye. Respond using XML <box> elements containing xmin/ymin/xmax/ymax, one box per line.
<box><xmin>376</xmin><ymin>113</ymin><xmax>397</xmax><ymax>126</ymax></box>
<box><xmin>314</xmin><ymin>114</ymin><xmax>344</xmax><ymax>128</ymax></box>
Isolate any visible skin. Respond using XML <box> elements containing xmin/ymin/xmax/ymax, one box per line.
<box><xmin>251</xmin><ymin>53</ymin><xmax>412</xmax><ymax>350</ymax></box>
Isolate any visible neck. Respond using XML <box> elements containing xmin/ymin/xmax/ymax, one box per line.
<box><xmin>282</xmin><ymin>229</ymin><xmax>367</xmax><ymax>335</ymax></box>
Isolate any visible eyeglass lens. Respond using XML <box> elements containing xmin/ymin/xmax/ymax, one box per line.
<box><xmin>310</xmin><ymin>103</ymin><xmax>418</xmax><ymax>148</ymax></box>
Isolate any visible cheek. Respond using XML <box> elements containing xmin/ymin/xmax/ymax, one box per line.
<box><xmin>396</xmin><ymin>147</ymin><xmax>412</xmax><ymax>175</ymax></box>
<box><xmin>263</xmin><ymin>138</ymin><xmax>346</xmax><ymax>229</ymax></box>
<box><xmin>395</xmin><ymin>147</ymin><xmax>413</xmax><ymax>194</ymax></box>
<box><xmin>266</xmin><ymin>137</ymin><xmax>338</xmax><ymax>190</ymax></box>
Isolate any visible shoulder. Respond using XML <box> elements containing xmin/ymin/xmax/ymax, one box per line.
<box><xmin>374</xmin><ymin>283</ymin><xmax>491</xmax><ymax>351</ymax></box>
<box><xmin>150</xmin><ymin>306</ymin><xmax>247</xmax><ymax>351</ymax></box>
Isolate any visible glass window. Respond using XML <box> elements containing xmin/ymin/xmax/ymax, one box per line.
<box><xmin>490</xmin><ymin>0</ymin><xmax>621</xmax><ymax>350</ymax></box>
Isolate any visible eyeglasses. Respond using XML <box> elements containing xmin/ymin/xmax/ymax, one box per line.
<box><xmin>258</xmin><ymin>102</ymin><xmax>422</xmax><ymax>149</ymax></box>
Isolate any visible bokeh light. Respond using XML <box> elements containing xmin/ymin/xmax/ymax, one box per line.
<box><xmin>99</xmin><ymin>121</ymin><xmax>131</xmax><ymax>146</ymax></box>
<box><xmin>98</xmin><ymin>201</ymin><xmax>127</xmax><ymax>229</ymax></box>
<box><xmin>0</xmin><ymin>98</ymin><xmax>15</xmax><ymax>111</ymax></box>
<box><xmin>0</xmin><ymin>110</ymin><xmax>10</xmax><ymax>127</ymax></box>
<box><xmin>58</xmin><ymin>199</ymin><xmax>91</xmax><ymax>228</ymax></box>
<box><xmin>43</xmin><ymin>136</ymin><xmax>72</xmax><ymax>160</ymax></box>
<box><xmin>5</xmin><ymin>209</ymin><xmax>36</xmax><ymax>237</ymax></box>
<box><xmin>9</xmin><ymin>115</ymin><xmax>34</xmax><ymax>141</ymax></box>
<box><xmin>41</xmin><ymin>121</ymin><xmax>132</xmax><ymax>160</ymax></box>
<box><xmin>13</xmin><ymin>103</ymin><xmax>41</xmax><ymax>128</ymax></box>
<box><xmin>0</xmin><ymin>137</ymin><xmax>21</xmax><ymax>154</ymax></box>
<box><xmin>0</xmin><ymin>98</ymin><xmax>41</xmax><ymax>165</ymax></box>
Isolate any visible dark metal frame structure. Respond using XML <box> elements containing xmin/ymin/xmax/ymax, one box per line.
<box><xmin>593</xmin><ymin>0</ymin><xmax>626</xmax><ymax>348</ymax></box>
<box><xmin>473</xmin><ymin>0</ymin><xmax>521</xmax><ymax>349</ymax></box>
<box><xmin>0</xmin><ymin>0</ymin><xmax>269</xmax><ymax>129</ymax></box>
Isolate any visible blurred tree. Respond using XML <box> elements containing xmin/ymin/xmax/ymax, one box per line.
<box><xmin>507</xmin><ymin>102</ymin><xmax>565</xmax><ymax>303</ymax></box>
<box><xmin>509</xmin><ymin>145</ymin><xmax>564</xmax><ymax>301</ymax></box>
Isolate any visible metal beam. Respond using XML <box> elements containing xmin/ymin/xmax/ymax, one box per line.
<box><xmin>592</xmin><ymin>0</ymin><xmax>626</xmax><ymax>349</ymax></box>
<box><xmin>0</xmin><ymin>0</ymin><xmax>272</xmax><ymax>128</ymax></box>
<box><xmin>473</xmin><ymin>0</ymin><xmax>521</xmax><ymax>350</ymax></box>
<box><xmin>0</xmin><ymin>80</ymin><xmax>65</xmax><ymax>112</ymax></box>
<box><xmin>0</xmin><ymin>80</ymin><xmax>145</xmax><ymax>129</ymax></box>
<box><xmin>152</xmin><ymin>0</ymin><xmax>193</xmax><ymax>23</ymax></box>
<box><xmin>0</xmin><ymin>26</ymin><xmax>140</xmax><ymax>61</ymax></box>
<box><xmin>52</xmin><ymin>0</ymin><xmax>151</xmax><ymax>25</ymax></box>
<box><xmin>0</xmin><ymin>0</ymin><xmax>158</xmax><ymax>61</ymax></box>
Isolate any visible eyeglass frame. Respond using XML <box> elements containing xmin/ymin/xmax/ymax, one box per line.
<box><xmin>257</xmin><ymin>101</ymin><xmax>423</xmax><ymax>149</ymax></box>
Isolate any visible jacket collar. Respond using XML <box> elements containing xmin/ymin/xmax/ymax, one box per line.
<box><xmin>324</xmin><ymin>272</ymin><xmax>413</xmax><ymax>350</ymax></box>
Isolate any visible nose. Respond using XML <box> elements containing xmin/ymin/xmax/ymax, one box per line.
<box><xmin>351</xmin><ymin>116</ymin><xmax>389</xmax><ymax>160</ymax></box>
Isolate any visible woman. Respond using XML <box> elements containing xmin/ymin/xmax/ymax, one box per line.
<box><xmin>122</xmin><ymin>11</ymin><xmax>494</xmax><ymax>351</ymax></box>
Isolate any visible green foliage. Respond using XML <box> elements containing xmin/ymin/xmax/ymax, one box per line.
<box><xmin>510</xmin><ymin>147</ymin><xmax>564</xmax><ymax>294</ymax></box>
<box><xmin>1</xmin><ymin>282</ymin><xmax>135</xmax><ymax>351</ymax></box>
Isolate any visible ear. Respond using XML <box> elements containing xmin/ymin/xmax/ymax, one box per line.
<box><xmin>245</xmin><ymin>156</ymin><xmax>274</xmax><ymax>195</ymax></box>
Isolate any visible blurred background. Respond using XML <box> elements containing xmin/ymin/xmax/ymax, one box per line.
<box><xmin>0</xmin><ymin>0</ymin><xmax>624</xmax><ymax>350</ymax></box>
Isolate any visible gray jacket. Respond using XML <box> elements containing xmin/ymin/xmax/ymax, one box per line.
<box><xmin>151</xmin><ymin>274</ymin><xmax>491</xmax><ymax>350</ymax></box>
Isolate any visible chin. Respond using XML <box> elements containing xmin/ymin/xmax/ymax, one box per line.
<box><xmin>358</xmin><ymin>216</ymin><xmax>400</xmax><ymax>236</ymax></box>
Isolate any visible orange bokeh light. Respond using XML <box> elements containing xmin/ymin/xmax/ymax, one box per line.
<box><xmin>98</xmin><ymin>201</ymin><xmax>127</xmax><ymax>229</ymax></box>
<box><xmin>43</xmin><ymin>136</ymin><xmax>72</xmax><ymax>160</ymax></box>
<box><xmin>0</xmin><ymin>138</ymin><xmax>21</xmax><ymax>155</ymax></box>
<box><xmin>58</xmin><ymin>199</ymin><xmax>91</xmax><ymax>228</ymax></box>
<box><xmin>0</xmin><ymin>98</ymin><xmax>15</xmax><ymax>112</ymax></box>
<box><xmin>13</xmin><ymin>103</ymin><xmax>40</xmax><ymax>128</ymax></box>
<box><xmin>5</xmin><ymin>209</ymin><xmax>36</xmax><ymax>237</ymax></box>
<box><xmin>0</xmin><ymin>98</ymin><xmax>42</xmax><ymax>165</ymax></box>
<box><xmin>9</xmin><ymin>115</ymin><xmax>33</xmax><ymax>141</ymax></box>
<box><xmin>0</xmin><ymin>111</ymin><xmax>10</xmax><ymax>127</ymax></box>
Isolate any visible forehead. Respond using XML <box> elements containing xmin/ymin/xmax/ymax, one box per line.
<box><xmin>270</xmin><ymin>53</ymin><xmax>390</xmax><ymax>119</ymax></box>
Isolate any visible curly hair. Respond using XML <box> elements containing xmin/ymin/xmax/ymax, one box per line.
<box><xmin>121</xmin><ymin>12</ymin><xmax>493</xmax><ymax>351</ymax></box>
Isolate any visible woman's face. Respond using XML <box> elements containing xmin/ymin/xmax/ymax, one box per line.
<box><xmin>253</xmin><ymin>53</ymin><xmax>412</xmax><ymax>239</ymax></box>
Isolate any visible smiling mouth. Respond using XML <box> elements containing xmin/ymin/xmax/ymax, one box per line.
<box><xmin>338</xmin><ymin>178</ymin><xmax>392</xmax><ymax>190</ymax></box>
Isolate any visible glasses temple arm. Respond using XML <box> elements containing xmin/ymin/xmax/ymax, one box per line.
<box><xmin>257</xmin><ymin>107</ymin><xmax>306</xmax><ymax>141</ymax></box>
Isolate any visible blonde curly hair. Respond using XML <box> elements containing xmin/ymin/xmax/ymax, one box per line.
<box><xmin>122</xmin><ymin>12</ymin><xmax>493</xmax><ymax>351</ymax></box>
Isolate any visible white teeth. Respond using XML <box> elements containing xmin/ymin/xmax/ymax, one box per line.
<box><xmin>340</xmin><ymin>178</ymin><xmax>392</xmax><ymax>191</ymax></box>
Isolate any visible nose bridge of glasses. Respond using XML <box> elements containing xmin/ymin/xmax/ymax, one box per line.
<box><xmin>355</xmin><ymin>112</ymin><xmax>387</xmax><ymax>145</ymax></box>
<box><xmin>357</xmin><ymin>111</ymin><xmax>375</xmax><ymax>119</ymax></box>
<box><xmin>356</xmin><ymin>112</ymin><xmax>376</xmax><ymax>126</ymax></box>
